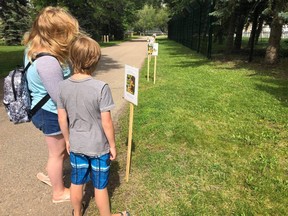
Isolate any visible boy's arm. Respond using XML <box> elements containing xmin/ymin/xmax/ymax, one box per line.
<box><xmin>57</xmin><ymin>108</ymin><xmax>70</xmax><ymax>154</ymax></box>
<box><xmin>101</xmin><ymin>111</ymin><xmax>117</xmax><ymax>160</ymax></box>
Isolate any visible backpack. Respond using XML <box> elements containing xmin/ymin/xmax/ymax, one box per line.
<box><xmin>3</xmin><ymin>53</ymin><xmax>52</xmax><ymax>124</ymax></box>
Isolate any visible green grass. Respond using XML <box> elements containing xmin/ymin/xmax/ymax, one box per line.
<box><xmin>212</xmin><ymin>37</ymin><xmax>288</xmax><ymax>58</ymax></box>
<box><xmin>87</xmin><ymin>38</ymin><xmax>288</xmax><ymax>216</ymax></box>
<box><xmin>0</xmin><ymin>46</ymin><xmax>25</xmax><ymax>78</ymax></box>
<box><xmin>0</xmin><ymin>39</ymin><xmax>133</xmax><ymax>78</ymax></box>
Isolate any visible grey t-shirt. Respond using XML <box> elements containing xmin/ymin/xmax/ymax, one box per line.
<box><xmin>57</xmin><ymin>77</ymin><xmax>115</xmax><ymax>157</ymax></box>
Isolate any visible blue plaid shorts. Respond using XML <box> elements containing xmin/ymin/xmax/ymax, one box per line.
<box><xmin>70</xmin><ymin>152</ymin><xmax>110</xmax><ymax>189</ymax></box>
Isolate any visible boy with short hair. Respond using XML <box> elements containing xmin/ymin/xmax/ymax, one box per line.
<box><xmin>57</xmin><ymin>35</ymin><xmax>129</xmax><ymax>216</ymax></box>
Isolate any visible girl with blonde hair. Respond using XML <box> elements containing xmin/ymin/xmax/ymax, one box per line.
<box><xmin>23</xmin><ymin>6</ymin><xmax>79</xmax><ymax>203</ymax></box>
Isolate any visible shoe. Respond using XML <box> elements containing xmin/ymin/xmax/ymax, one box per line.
<box><xmin>36</xmin><ymin>172</ymin><xmax>52</xmax><ymax>187</ymax></box>
<box><xmin>52</xmin><ymin>193</ymin><xmax>70</xmax><ymax>204</ymax></box>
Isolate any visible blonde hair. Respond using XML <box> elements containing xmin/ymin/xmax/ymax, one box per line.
<box><xmin>23</xmin><ymin>6</ymin><xmax>79</xmax><ymax>64</ymax></box>
<box><xmin>69</xmin><ymin>35</ymin><xmax>101</xmax><ymax>75</ymax></box>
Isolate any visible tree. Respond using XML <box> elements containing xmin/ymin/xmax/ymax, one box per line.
<box><xmin>155</xmin><ymin>6</ymin><xmax>169</xmax><ymax>32</ymax></box>
<box><xmin>31</xmin><ymin>0</ymin><xmax>141</xmax><ymax>40</ymax></box>
<box><xmin>0</xmin><ymin>0</ymin><xmax>31</xmax><ymax>45</ymax></box>
<box><xmin>265</xmin><ymin>0</ymin><xmax>288</xmax><ymax>64</ymax></box>
<box><xmin>134</xmin><ymin>4</ymin><xmax>168</xmax><ymax>34</ymax></box>
<box><xmin>134</xmin><ymin>4</ymin><xmax>157</xmax><ymax>34</ymax></box>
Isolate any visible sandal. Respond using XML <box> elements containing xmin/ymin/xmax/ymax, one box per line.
<box><xmin>52</xmin><ymin>192</ymin><xmax>70</xmax><ymax>204</ymax></box>
<box><xmin>36</xmin><ymin>172</ymin><xmax>52</xmax><ymax>187</ymax></box>
<box><xmin>72</xmin><ymin>203</ymin><xmax>85</xmax><ymax>216</ymax></box>
<box><xmin>119</xmin><ymin>211</ymin><xmax>130</xmax><ymax>216</ymax></box>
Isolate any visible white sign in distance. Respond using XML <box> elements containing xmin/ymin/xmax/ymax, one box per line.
<box><xmin>152</xmin><ymin>43</ymin><xmax>158</xmax><ymax>56</ymax></box>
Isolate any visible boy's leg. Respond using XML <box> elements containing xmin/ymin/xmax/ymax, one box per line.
<box><xmin>94</xmin><ymin>187</ymin><xmax>111</xmax><ymax>216</ymax></box>
<box><xmin>71</xmin><ymin>183</ymin><xmax>83</xmax><ymax>216</ymax></box>
<box><xmin>94</xmin><ymin>187</ymin><xmax>128</xmax><ymax>216</ymax></box>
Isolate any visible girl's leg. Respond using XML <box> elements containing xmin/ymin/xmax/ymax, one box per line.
<box><xmin>45</xmin><ymin>134</ymin><xmax>69</xmax><ymax>200</ymax></box>
<box><xmin>71</xmin><ymin>183</ymin><xmax>83</xmax><ymax>216</ymax></box>
<box><xmin>94</xmin><ymin>187</ymin><xmax>111</xmax><ymax>216</ymax></box>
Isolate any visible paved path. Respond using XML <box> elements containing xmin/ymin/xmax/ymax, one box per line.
<box><xmin>0</xmin><ymin>38</ymin><xmax>147</xmax><ymax>216</ymax></box>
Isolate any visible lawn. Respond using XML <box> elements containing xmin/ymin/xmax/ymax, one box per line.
<box><xmin>96</xmin><ymin>38</ymin><xmax>288</xmax><ymax>216</ymax></box>
<box><xmin>0</xmin><ymin>46</ymin><xmax>25</xmax><ymax>78</ymax></box>
<box><xmin>0</xmin><ymin>40</ymin><xmax>124</xmax><ymax>78</ymax></box>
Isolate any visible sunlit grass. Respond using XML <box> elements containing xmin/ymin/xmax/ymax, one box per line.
<box><xmin>93</xmin><ymin>38</ymin><xmax>288</xmax><ymax>216</ymax></box>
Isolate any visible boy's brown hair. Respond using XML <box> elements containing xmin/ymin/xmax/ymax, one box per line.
<box><xmin>69</xmin><ymin>35</ymin><xmax>101</xmax><ymax>75</ymax></box>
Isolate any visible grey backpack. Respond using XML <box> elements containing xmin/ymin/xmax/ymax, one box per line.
<box><xmin>3</xmin><ymin>53</ymin><xmax>51</xmax><ymax>124</ymax></box>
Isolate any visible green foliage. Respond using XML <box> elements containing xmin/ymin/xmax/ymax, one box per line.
<box><xmin>134</xmin><ymin>5</ymin><xmax>156</xmax><ymax>33</ymax></box>
<box><xmin>155</xmin><ymin>7</ymin><xmax>169</xmax><ymax>32</ymax></box>
<box><xmin>134</xmin><ymin>4</ymin><xmax>169</xmax><ymax>33</ymax></box>
<box><xmin>279</xmin><ymin>12</ymin><xmax>288</xmax><ymax>22</ymax></box>
<box><xmin>0</xmin><ymin>0</ymin><xmax>31</xmax><ymax>45</ymax></box>
<box><xmin>164</xmin><ymin>0</ymin><xmax>194</xmax><ymax>16</ymax></box>
<box><xmin>31</xmin><ymin>0</ymin><xmax>141</xmax><ymax>40</ymax></box>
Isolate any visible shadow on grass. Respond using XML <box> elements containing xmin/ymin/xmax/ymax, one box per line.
<box><xmin>214</xmin><ymin>57</ymin><xmax>288</xmax><ymax>107</ymax></box>
<box><xmin>157</xmin><ymin>38</ymin><xmax>212</xmax><ymax>68</ymax></box>
<box><xmin>254</xmin><ymin>80</ymin><xmax>288</xmax><ymax>107</ymax></box>
<box><xmin>158</xmin><ymin>38</ymin><xmax>288</xmax><ymax>107</ymax></box>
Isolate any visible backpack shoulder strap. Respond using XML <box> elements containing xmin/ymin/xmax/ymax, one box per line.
<box><xmin>23</xmin><ymin>62</ymin><xmax>32</xmax><ymax>72</ymax></box>
<box><xmin>25</xmin><ymin>52</ymin><xmax>58</xmax><ymax>117</ymax></box>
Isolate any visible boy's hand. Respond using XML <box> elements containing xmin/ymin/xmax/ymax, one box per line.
<box><xmin>66</xmin><ymin>141</ymin><xmax>70</xmax><ymax>155</ymax></box>
<box><xmin>109</xmin><ymin>147</ymin><xmax>117</xmax><ymax>161</ymax></box>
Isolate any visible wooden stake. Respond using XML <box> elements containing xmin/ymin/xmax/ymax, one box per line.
<box><xmin>153</xmin><ymin>56</ymin><xmax>157</xmax><ymax>84</ymax></box>
<box><xmin>125</xmin><ymin>103</ymin><xmax>134</xmax><ymax>182</ymax></box>
<box><xmin>147</xmin><ymin>54</ymin><xmax>150</xmax><ymax>81</ymax></box>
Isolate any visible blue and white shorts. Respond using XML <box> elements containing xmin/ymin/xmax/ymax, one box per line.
<box><xmin>70</xmin><ymin>152</ymin><xmax>110</xmax><ymax>189</ymax></box>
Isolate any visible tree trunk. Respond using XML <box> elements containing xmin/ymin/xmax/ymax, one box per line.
<box><xmin>234</xmin><ymin>15</ymin><xmax>245</xmax><ymax>50</ymax></box>
<box><xmin>248</xmin><ymin>15</ymin><xmax>258</xmax><ymax>49</ymax></box>
<box><xmin>248</xmin><ymin>9</ymin><xmax>259</xmax><ymax>62</ymax></box>
<box><xmin>255</xmin><ymin>17</ymin><xmax>264</xmax><ymax>44</ymax></box>
<box><xmin>265</xmin><ymin>16</ymin><xmax>283</xmax><ymax>64</ymax></box>
<box><xmin>225</xmin><ymin>12</ymin><xmax>236</xmax><ymax>54</ymax></box>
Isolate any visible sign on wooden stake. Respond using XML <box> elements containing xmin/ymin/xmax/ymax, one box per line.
<box><xmin>124</xmin><ymin>65</ymin><xmax>139</xmax><ymax>182</ymax></box>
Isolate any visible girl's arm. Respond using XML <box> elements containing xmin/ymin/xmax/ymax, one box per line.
<box><xmin>57</xmin><ymin>108</ymin><xmax>70</xmax><ymax>154</ymax></box>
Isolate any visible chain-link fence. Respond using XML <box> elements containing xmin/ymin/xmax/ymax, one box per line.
<box><xmin>168</xmin><ymin>0</ymin><xmax>214</xmax><ymax>58</ymax></box>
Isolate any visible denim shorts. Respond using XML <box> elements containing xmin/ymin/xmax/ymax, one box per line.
<box><xmin>70</xmin><ymin>152</ymin><xmax>110</xmax><ymax>189</ymax></box>
<box><xmin>31</xmin><ymin>108</ymin><xmax>62</xmax><ymax>136</ymax></box>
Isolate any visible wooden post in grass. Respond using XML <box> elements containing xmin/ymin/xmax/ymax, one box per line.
<box><xmin>153</xmin><ymin>56</ymin><xmax>157</xmax><ymax>84</ymax></box>
<box><xmin>147</xmin><ymin>54</ymin><xmax>150</xmax><ymax>81</ymax></box>
<box><xmin>152</xmin><ymin>43</ymin><xmax>158</xmax><ymax>84</ymax></box>
<box><xmin>125</xmin><ymin>103</ymin><xmax>134</xmax><ymax>182</ymax></box>
<box><xmin>124</xmin><ymin>65</ymin><xmax>139</xmax><ymax>182</ymax></box>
